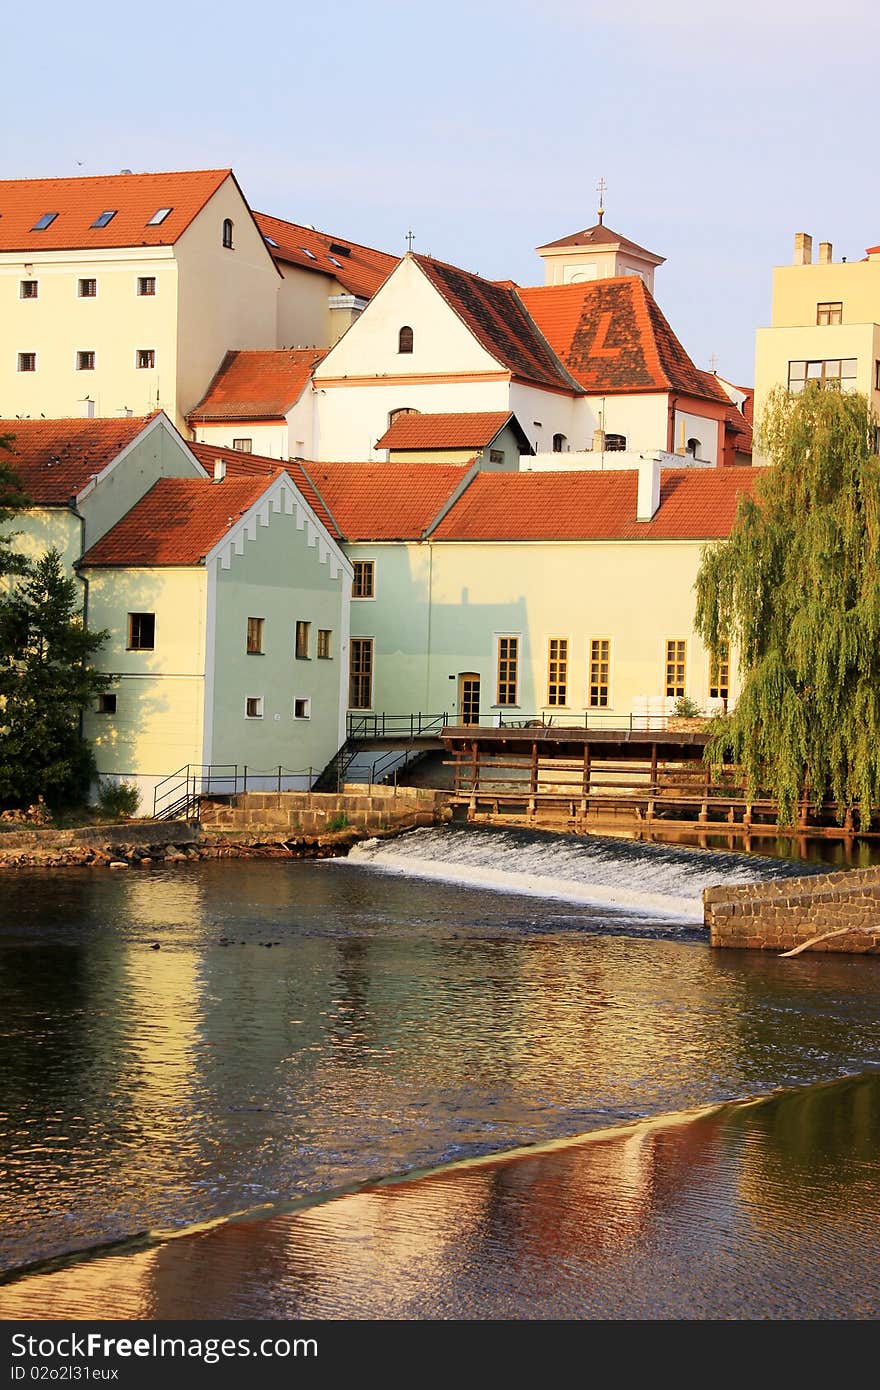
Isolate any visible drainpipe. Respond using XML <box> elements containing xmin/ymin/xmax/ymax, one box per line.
<box><xmin>425</xmin><ymin>542</ymin><xmax>434</xmax><ymax>709</ymax></box>
<box><xmin>71</xmin><ymin>503</ymin><xmax>89</xmax><ymax>741</ymax></box>
<box><xmin>667</xmin><ymin>395</ymin><xmax>678</xmax><ymax>454</ymax></box>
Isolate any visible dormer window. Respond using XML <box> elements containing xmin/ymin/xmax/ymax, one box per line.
<box><xmin>222</xmin><ymin>218</ymin><xmax>234</xmax><ymax>249</ymax></box>
<box><xmin>91</xmin><ymin>210</ymin><xmax>117</xmax><ymax>228</ymax></box>
<box><xmin>388</xmin><ymin>407</ymin><xmax>419</xmax><ymax>426</ymax></box>
<box><xmin>32</xmin><ymin>212</ymin><xmax>58</xmax><ymax>231</ymax></box>
<box><xmin>398</xmin><ymin>325</ymin><xmax>414</xmax><ymax>354</ymax></box>
<box><xmin>146</xmin><ymin>207</ymin><xmax>172</xmax><ymax>226</ymax></box>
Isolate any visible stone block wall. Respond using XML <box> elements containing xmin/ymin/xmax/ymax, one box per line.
<box><xmin>199</xmin><ymin>785</ymin><xmax>449</xmax><ymax>835</ymax></box>
<box><xmin>705</xmin><ymin>865</ymin><xmax>880</xmax><ymax>953</ymax></box>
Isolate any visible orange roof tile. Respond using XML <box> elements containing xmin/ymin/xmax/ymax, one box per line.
<box><xmin>254</xmin><ymin>213</ymin><xmax>398</xmax><ymax>300</ymax></box>
<box><xmin>187</xmin><ymin>442</ymin><xmax>341</xmax><ymax>538</ymax></box>
<box><xmin>432</xmin><ymin>467</ymin><xmax>760</xmax><ymax>541</ymax></box>
<box><xmin>0</xmin><ymin>415</ymin><xmax>160</xmax><ymax>504</ymax></box>
<box><xmin>537</xmin><ymin>221</ymin><xmax>664</xmax><ymax>262</ymax></box>
<box><xmin>517</xmin><ymin>279</ymin><xmax>729</xmax><ymax>403</ymax></box>
<box><xmin>374</xmin><ymin>411</ymin><xmax>515</xmax><ymax>451</ymax></box>
<box><xmin>187</xmin><ymin>349</ymin><xmax>326</xmax><ymax>422</ymax></box>
<box><xmin>0</xmin><ymin>170</ymin><xmax>232</xmax><ymax>252</ymax></box>
<box><xmin>80</xmin><ymin>476</ymin><xmax>277</xmax><ymax>566</ymax></box>
<box><xmin>413</xmin><ymin>254</ymin><xmax>581</xmax><ymax>394</ymax></box>
<box><xmin>301</xmin><ymin>462</ymin><xmax>473</xmax><ymax>541</ymax></box>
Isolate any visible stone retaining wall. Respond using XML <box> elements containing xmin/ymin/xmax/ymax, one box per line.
<box><xmin>199</xmin><ymin>784</ymin><xmax>450</xmax><ymax>835</ymax></box>
<box><xmin>705</xmin><ymin>865</ymin><xmax>880</xmax><ymax>953</ymax></box>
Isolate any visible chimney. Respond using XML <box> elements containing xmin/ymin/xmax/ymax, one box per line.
<box><xmin>794</xmin><ymin>232</ymin><xmax>813</xmax><ymax>266</ymax></box>
<box><xmin>79</xmin><ymin>398</ymin><xmax>95</xmax><ymax>419</ymax></box>
<box><xmin>592</xmin><ymin>427</ymin><xmax>605</xmax><ymax>452</ymax></box>
<box><xmin>637</xmin><ymin>457</ymin><xmax>661</xmax><ymax>522</ymax></box>
<box><xmin>213</xmin><ymin>458</ymin><xmax>226</xmax><ymax>483</ymax></box>
<box><xmin>818</xmin><ymin>241</ymin><xmax>833</xmax><ymax>264</ymax></box>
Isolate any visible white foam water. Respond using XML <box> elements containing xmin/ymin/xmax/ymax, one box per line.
<box><xmin>344</xmin><ymin>825</ymin><xmax>810</xmax><ymax>921</ymax></box>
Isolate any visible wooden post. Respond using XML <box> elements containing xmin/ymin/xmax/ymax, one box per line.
<box><xmin>581</xmin><ymin>743</ymin><xmax>591</xmax><ymax>815</ymax></box>
<box><xmin>469</xmin><ymin>739</ymin><xmax>479</xmax><ymax>813</ymax></box>
<box><xmin>529</xmin><ymin>740</ymin><xmax>538</xmax><ymax>816</ymax></box>
<box><xmin>699</xmin><ymin>761</ymin><xmax>710</xmax><ymax>822</ymax></box>
<box><xmin>648</xmin><ymin>742</ymin><xmax>658</xmax><ymax>821</ymax></box>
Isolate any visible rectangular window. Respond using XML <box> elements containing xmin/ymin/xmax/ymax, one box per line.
<box><xmin>32</xmin><ymin>212</ymin><xmax>58</xmax><ymax>231</ymax></box>
<box><xmin>91</xmin><ymin>210</ymin><xmax>117</xmax><ymax>228</ymax></box>
<box><xmin>496</xmin><ymin>636</ymin><xmax>519</xmax><ymax>706</ymax></box>
<box><xmin>709</xmin><ymin>642</ymin><xmax>730</xmax><ymax>700</ymax></box>
<box><xmin>76</xmin><ymin>350</ymin><xmax>95</xmax><ymax>371</ymax></box>
<box><xmin>136</xmin><ymin>349</ymin><xmax>156</xmax><ymax>369</ymax></box>
<box><xmin>665</xmin><ymin>639</ymin><xmax>686</xmax><ymax>698</ymax></box>
<box><xmin>816</xmin><ymin>302</ymin><xmax>842</xmax><ymax>325</ymax></box>
<box><xmin>147</xmin><ymin>207</ymin><xmax>172</xmax><ymax>226</ymax></box>
<box><xmin>98</xmin><ymin>693</ymin><xmax>117</xmax><ymax>714</ymax></box>
<box><xmin>788</xmin><ymin>358</ymin><xmax>858</xmax><ymax>393</ymax></box>
<box><xmin>589</xmin><ymin>638</ymin><xmax>611</xmax><ymax>708</ymax></box>
<box><xmin>137</xmin><ymin>276</ymin><xmax>157</xmax><ymax>297</ymax></box>
<box><xmin>547</xmin><ymin>638</ymin><xmax>568</xmax><ymax>706</ymax></box>
<box><xmin>19</xmin><ymin>280</ymin><xmax>38</xmax><ymax>299</ymax></box>
<box><xmin>127</xmin><ymin>612</ymin><xmax>155</xmax><ymax>651</ymax></box>
<box><xmin>78</xmin><ymin>278</ymin><xmax>97</xmax><ymax>298</ymax></box>
<box><xmin>17</xmin><ymin>352</ymin><xmax>36</xmax><ymax>372</ymax></box>
<box><xmin>349</xmin><ymin>638</ymin><xmax>374</xmax><ymax>709</ymax></box>
<box><xmin>317</xmin><ymin>628</ymin><xmax>332</xmax><ymax>659</ymax></box>
<box><xmin>246</xmin><ymin>616</ymin><xmax>264</xmax><ymax>654</ymax></box>
<box><xmin>352</xmin><ymin>560</ymin><xmax>374</xmax><ymax>599</ymax></box>
<box><xmin>295</xmin><ymin>620</ymin><xmax>311</xmax><ymax>659</ymax></box>
<box><xmin>232</xmin><ymin>438</ymin><xmax>253</xmax><ymax>453</ymax></box>
<box><xmin>489</xmin><ymin>448</ymin><xmax>504</xmax><ymax>465</ymax></box>
<box><xmin>245</xmin><ymin>696</ymin><xmax>264</xmax><ymax>719</ymax></box>
<box><xmin>294</xmin><ymin>698</ymin><xmax>311</xmax><ymax>719</ymax></box>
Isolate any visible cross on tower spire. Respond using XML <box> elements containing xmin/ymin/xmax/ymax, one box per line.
<box><xmin>596</xmin><ymin>176</ymin><xmax>607</xmax><ymax>225</ymax></box>
<box><xmin>406</xmin><ymin>228</ymin><xmax>415</xmax><ymax>252</ymax></box>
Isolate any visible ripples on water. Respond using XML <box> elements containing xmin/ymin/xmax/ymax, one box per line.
<box><xmin>0</xmin><ymin>827</ymin><xmax>878</xmax><ymax>1288</ymax></box>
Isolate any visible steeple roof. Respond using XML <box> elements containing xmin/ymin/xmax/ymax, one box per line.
<box><xmin>536</xmin><ymin>221</ymin><xmax>664</xmax><ymax>264</ymax></box>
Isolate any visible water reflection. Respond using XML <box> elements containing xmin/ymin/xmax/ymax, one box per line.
<box><xmin>4</xmin><ymin>1074</ymin><xmax>879</xmax><ymax>1320</ymax></box>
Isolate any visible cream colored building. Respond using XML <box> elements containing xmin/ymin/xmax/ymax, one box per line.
<box><xmin>754</xmin><ymin>232</ymin><xmax>880</xmax><ymax>456</ymax></box>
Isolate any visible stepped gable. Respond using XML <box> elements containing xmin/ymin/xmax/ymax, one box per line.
<box><xmin>517</xmin><ymin>278</ymin><xmax>729</xmax><ymax>403</ymax></box>
<box><xmin>0</xmin><ymin>415</ymin><xmax>158</xmax><ymax>503</ymax></box>
<box><xmin>254</xmin><ymin>212</ymin><xmax>398</xmax><ymax>299</ymax></box>
<box><xmin>187</xmin><ymin>442</ymin><xmax>341</xmax><ymax>538</ymax></box>
<box><xmin>79</xmin><ymin>476</ymin><xmax>275</xmax><ymax>566</ymax></box>
<box><xmin>413</xmin><ymin>254</ymin><xmax>581</xmax><ymax>394</ymax></box>
<box><xmin>188</xmin><ymin>349</ymin><xmax>326</xmax><ymax>422</ymax></box>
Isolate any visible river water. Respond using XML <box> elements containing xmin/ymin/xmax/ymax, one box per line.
<box><xmin>2</xmin><ymin>826</ymin><xmax>880</xmax><ymax>1317</ymax></box>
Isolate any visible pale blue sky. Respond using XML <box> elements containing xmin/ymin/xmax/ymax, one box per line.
<box><xmin>3</xmin><ymin>0</ymin><xmax>877</xmax><ymax>383</ymax></box>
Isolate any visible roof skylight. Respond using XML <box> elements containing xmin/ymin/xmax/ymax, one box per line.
<box><xmin>263</xmin><ymin>234</ymin><xmax>279</xmax><ymax>248</ymax></box>
<box><xmin>91</xmin><ymin>210</ymin><xmax>117</xmax><ymax>228</ymax></box>
<box><xmin>32</xmin><ymin>212</ymin><xmax>58</xmax><ymax>231</ymax></box>
<box><xmin>299</xmin><ymin>247</ymin><xmax>318</xmax><ymax>260</ymax></box>
<box><xmin>146</xmin><ymin>207</ymin><xmax>173</xmax><ymax>226</ymax></box>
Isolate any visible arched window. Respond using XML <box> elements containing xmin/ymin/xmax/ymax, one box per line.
<box><xmin>388</xmin><ymin>407</ymin><xmax>419</xmax><ymax>427</ymax></box>
<box><xmin>686</xmin><ymin>437</ymin><xmax>700</xmax><ymax>458</ymax></box>
<box><xmin>222</xmin><ymin>218</ymin><xmax>234</xmax><ymax>249</ymax></box>
<box><xmin>605</xmin><ymin>433</ymin><xmax>627</xmax><ymax>452</ymax></box>
<box><xmin>552</xmin><ymin>433</ymin><xmax>567</xmax><ymax>453</ymax></box>
<box><xmin>398</xmin><ymin>325</ymin><xmax>414</xmax><ymax>354</ymax></box>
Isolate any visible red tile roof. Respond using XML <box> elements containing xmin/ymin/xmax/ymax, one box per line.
<box><xmin>517</xmin><ymin>278</ymin><xmax>729</xmax><ymax>403</ymax></box>
<box><xmin>187</xmin><ymin>349</ymin><xmax>325</xmax><ymax>422</ymax></box>
<box><xmin>432</xmin><ymin>467</ymin><xmax>760</xmax><ymax>541</ymax></box>
<box><xmin>254</xmin><ymin>213</ymin><xmax>398</xmax><ymax>299</ymax></box>
<box><xmin>537</xmin><ymin>221</ymin><xmax>663</xmax><ymax>263</ymax></box>
<box><xmin>301</xmin><ymin>462</ymin><xmax>473</xmax><ymax>541</ymax></box>
<box><xmin>80</xmin><ymin>475</ymin><xmax>276</xmax><ymax>566</ymax></box>
<box><xmin>374</xmin><ymin>411</ymin><xmax>514</xmax><ymax>451</ymax></box>
<box><xmin>0</xmin><ymin>415</ymin><xmax>160</xmax><ymax>504</ymax></box>
<box><xmin>187</xmin><ymin>442</ymin><xmax>341</xmax><ymax>538</ymax></box>
<box><xmin>0</xmin><ymin>170</ymin><xmax>232</xmax><ymax>252</ymax></box>
<box><xmin>413</xmin><ymin>254</ymin><xmax>581</xmax><ymax>394</ymax></box>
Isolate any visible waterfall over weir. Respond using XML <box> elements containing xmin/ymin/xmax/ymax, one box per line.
<box><xmin>345</xmin><ymin>824</ymin><xmax>818</xmax><ymax>922</ymax></box>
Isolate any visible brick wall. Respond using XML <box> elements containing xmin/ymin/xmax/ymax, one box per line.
<box><xmin>705</xmin><ymin>865</ymin><xmax>880</xmax><ymax>953</ymax></box>
<box><xmin>199</xmin><ymin>785</ymin><xmax>449</xmax><ymax>835</ymax></box>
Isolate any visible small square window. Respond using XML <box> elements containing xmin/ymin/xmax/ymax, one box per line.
<box><xmin>147</xmin><ymin>207</ymin><xmax>172</xmax><ymax>226</ymax></box>
<box><xmin>137</xmin><ymin>276</ymin><xmax>156</xmax><ymax>297</ymax></box>
<box><xmin>76</xmin><ymin>350</ymin><xmax>96</xmax><ymax>371</ymax></box>
<box><xmin>136</xmin><ymin>349</ymin><xmax>156</xmax><ymax>369</ymax></box>
<box><xmin>246</xmin><ymin>616</ymin><xmax>264</xmax><ymax>654</ymax></box>
<box><xmin>32</xmin><ymin>212</ymin><xmax>58</xmax><ymax>231</ymax></box>
<box><xmin>19</xmin><ymin>280</ymin><xmax>38</xmax><ymax>299</ymax></box>
<box><xmin>294</xmin><ymin>698</ymin><xmax>311</xmax><ymax>719</ymax></box>
<box><xmin>817</xmin><ymin>302</ymin><xmax>842</xmax><ymax>326</ymax></box>
<box><xmin>78</xmin><ymin>278</ymin><xmax>97</xmax><ymax>298</ymax></box>
<box><xmin>295</xmin><ymin>620</ymin><xmax>311</xmax><ymax>659</ymax></box>
<box><xmin>98</xmin><ymin>692</ymin><xmax>117</xmax><ymax>714</ymax></box>
<box><xmin>17</xmin><ymin>352</ymin><xmax>36</xmax><ymax>373</ymax></box>
<box><xmin>91</xmin><ymin>210</ymin><xmax>117</xmax><ymax>228</ymax></box>
<box><xmin>352</xmin><ymin>560</ymin><xmax>374</xmax><ymax>599</ymax></box>
<box><xmin>489</xmin><ymin>448</ymin><xmax>504</xmax><ymax>464</ymax></box>
<box><xmin>317</xmin><ymin>628</ymin><xmax>332</xmax><ymax>659</ymax></box>
<box><xmin>245</xmin><ymin>696</ymin><xmax>264</xmax><ymax>719</ymax></box>
<box><xmin>127</xmin><ymin>612</ymin><xmax>155</xmax><ymax>651</ymax></box>
<box><xmin>232</xmin><ymin>438</ymin><xmax>253</xmax><ymax>453</ymax></box>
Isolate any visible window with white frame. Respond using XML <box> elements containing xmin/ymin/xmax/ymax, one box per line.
<box><xmin>245</xmin><ymin>696</ymin><xmax>264</xmax><ymax>719</ymax></box>
<box><xmin>19</xmin><ymin>280</ymin><xmax>38</xmax><ymax>299</ymax></box>
<box><xmin>294</xmin><ymin>698</ymin><xmax>311</xmax><ymax>719</ymax></box>
<box><xmin>232</xmin><ymin>438</ymin><xmax>253</xmax><ymax>453</ymax></box>
<box><xmin>77</xmin><ymin>278</ymin><xmax>97</xmax><ymax>298</ymax></box>
<box><xmin>76</xmin><ymin>351</ymin><xmax>96</xmax><ymax>371</ymax></box>
<box><xmin>137</xmin><ymin>276</ymin><xmax>156</xmax><ymax>296</ymax></box>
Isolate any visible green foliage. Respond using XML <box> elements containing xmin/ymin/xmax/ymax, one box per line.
<box><xmin>0</xmin><ymin>550</ymin><xmax>110</xmax><ymax>810</ymax></box>
<box><xmin>672</xmin><ymin>695</ymin><xmax>702</xmax><ymax>718</ymax></box>
<box><xmin>97</xmin><ymin>778</ymin><xmax>140</xmax><ymax>820</ymax></box>
<box><xmin>327</xmin><ymin>811</ymin><xmax>350</xmax><ymax>831</ymax></box>
<box><xmin>695</xmin><ymin>385</ymin><xmax>880</xmax><ymax>825</ymax></box>
<box><xmin>0</xmin><ymin>432</ymin><xmax>31</xmax><ymax>579</ymax></box>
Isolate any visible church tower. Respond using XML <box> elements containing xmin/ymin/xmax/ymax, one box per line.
<box><xmin>536</xmin><ymin>181</ymin><xmax>665</xmax><ymax>293</ymax></box>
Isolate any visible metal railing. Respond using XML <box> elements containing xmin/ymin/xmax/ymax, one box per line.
<box><xmin>346</xmin><ymin>710</ymin><xmax>710</xmax><ymax>739</ymax></box>
<box><xmin>153</xmin><ymin>763</ymin><xmax>315</xmax><ymax>820</ymax></box>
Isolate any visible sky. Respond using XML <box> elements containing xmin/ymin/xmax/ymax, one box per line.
<box><xmin>3</xmin><ymin>0</ymin><xmax>878</xmax><ymax>385</ymax></box>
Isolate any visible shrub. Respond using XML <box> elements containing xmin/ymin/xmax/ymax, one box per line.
<box><xmin>672</xmin><ymin>695</ymin><xmax>702</xmax><ymax>718</ymax></box>
<box><xmin>98</xmin><ymin>778</ymin><xmax>140</xmax><ymax>820</ymax></box>
<box><xmin>327</xmin><ymin>811</ymin><xmax>349</xmax><ymax>831</ymax></box>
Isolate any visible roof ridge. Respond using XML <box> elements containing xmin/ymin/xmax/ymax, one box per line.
<box><xmin>0</xmin><ymin>168</ymin><xmax>232</xmax><ymax>185</ymax></box>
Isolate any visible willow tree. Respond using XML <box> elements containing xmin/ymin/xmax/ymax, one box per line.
<box><xmin>695</xmin><ymin>385</ymin><xmax>880</xmax><ymax>826</ymax></box>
